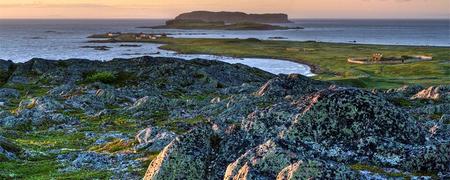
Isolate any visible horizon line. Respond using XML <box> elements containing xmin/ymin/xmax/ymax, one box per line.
<box><xmin>0</xmin><ymin>17</ymin><xmax>448</xmax><ymax>20</ymax></box>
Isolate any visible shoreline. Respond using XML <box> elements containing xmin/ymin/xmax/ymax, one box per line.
<box><xmin>85</xmin><ymin>36</ymin><xmax>449</xmax><ymax>89</ymax></box>
<box><xmin>86</xmin><ymin>36</ymin><xmax>448</xmax><ymax>75</ymax></box>
<box><xmin>155</xmin><ymin>43</ymin><xmax>321</xmax><ymax>75</ymax></box>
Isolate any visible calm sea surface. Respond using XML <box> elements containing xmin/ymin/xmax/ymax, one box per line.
<box><xmin>0</xmin><ymin>19</ymin><xmax>448</xmax><ymax>75</ymax></box>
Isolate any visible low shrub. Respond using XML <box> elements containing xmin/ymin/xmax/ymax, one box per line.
<box><xmin>84</xmin><ymin>71</ymin><xmax>116</xmax><ymax>84</ymax></box>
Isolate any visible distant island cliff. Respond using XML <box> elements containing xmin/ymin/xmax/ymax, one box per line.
<box><xmin>174</xmin><ymin>11</ymin><xmax>292</xmax><ymax>23</ymax></box>
<box><xmin>138</xmin><ymin>11</ymin><xmax>300</xmax><ymax>30</ymax></box>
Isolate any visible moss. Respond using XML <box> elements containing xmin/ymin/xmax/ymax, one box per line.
<box><xmin>350</xmin><ymin>164</ymin><xmax>407</xmax><ymax>178</ymax></box>
<box><xmin>430</xmin><ymin>113</ymin><xmax>443</xmax><ymax>120</ymax></box>
<box><xmin>411</xmin><ymin>171</ymin><xmax>439</xmax><ymax>179</ymax></box>
<box><xmin>256</xmin><ymin>101</ymin><xmax>273</xmax><ymax>109</ymax></box>
<box><xmin>151</xmin><ymin>110</ymin><xmax>170</xmax><ymax>122</ymax></box>
<box><xmin>3</xmin><ymin>83</ymin><xmax>49</xmax><ymax>98</ymax></box>
<box><xmin>81</xmin><ymin>71</ymin><xmax>138</xmax><ymax>86</ymax></box>
<box><xmin>80</xmin><ymin>114</ymin><xmax>138</xmax><ymax>133</ymax></box>
<box><xmin>0</xmin><ymin>153</ymin><xmax>8</xmax><ymax>161</ymax></box>
<box><xmin>0</xmin><ymin>159</ymin><xmax>111</xmax><ymax>179</ymax></box>
<box><xmin>13</xmin><ymin>131</ymin><xmax>90</xmax><ymax>151</ymax></box>
<box><xmin>390</xmin><ymin>98</ymin><xmax>413</xmax><ymax>107</ymax></box>
<box><xmin>192</xmin><ymin>72</ymin><xmax>206</xmax><ymax>79</ymax></box>
<box><xmin>155</xmin><ymin>115</ymin><xmax>207</xmax><ymax>134</ymax></box>
<box><xmin>144</xmin><ymin>151</ymin><xmax>161</xmax><ymax>162</ymax></box>
<box><xmin>163</xmin><ymin>89</ymin><xmax>186</xmax><ymax>98</ymax></box>
<box><xmin>90</xmin><ymin>139</ymin><xmax>136</xmax><ymax>153</ymax></box>
<box><xmin>84</xmin><ymin>71</ymin><xmax>116</xmax><ymax>84</ymax></box>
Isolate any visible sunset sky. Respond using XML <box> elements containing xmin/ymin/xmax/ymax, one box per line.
<box><xmin>0</xmin><ymin>0</ymin><xmax>448</xmax><ymax>19</ymax></box>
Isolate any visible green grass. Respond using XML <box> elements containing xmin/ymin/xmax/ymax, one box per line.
<box><xmin>350</xmin><ymin>164</ymin><xmax>439</xmax><ymax>179</ymax></box>
<box><xmin>350</xmin><ymin>164</ymin><xmax>407</xmax><ymax>178</ymax></box>
<box><xmin>84</xmin><ymin>71</ymin><xmax>116</xmax><ymax>84</ymax></box>
<box><xmin>108</xmin><ymin>37</ymin><xmax>449</xmax><ymax>89</ymax></box>
<box><xmin>0</xmin><ymin>127</ymin><xmax>112</xmax><ymax>179</ymax></box>
<box><xmin>81</xmin><ymin>71</ymin><xmax>138</xmax><ymax>86</ymax></box>
<box><xmin>0</xmin><ymin>159</ymin><xmax>111</xmax><ymax>180</ymax></box>
<box><xmin>155</xmin><ymin>115</ymin><xmax>208</xmax><ymax>134</ymax></box>
<box><xmin>90</xmin><ymin>138</ymin><xmax>136</xmax><ymax>153</ymax></box>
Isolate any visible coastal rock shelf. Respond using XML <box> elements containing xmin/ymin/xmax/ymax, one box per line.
<box><xmin>0</xmin><ymin>57</ymin><xmax>449</xmax><ymax>179</ymax></box>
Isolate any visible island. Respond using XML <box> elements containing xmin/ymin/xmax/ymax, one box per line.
<box><xmin>144</xmin><ymin>19</ymin><xmax>295</xmax><ymax>30</ymax></box>
<box><xmin>137</xmin><ymin>11</ymin><xmax>302</xmax><ymax>30</ymax></box>
<box><xmin>174</xmin><ymin>11</ymin><xmax>292</xmax><ymax>23</ymax></box>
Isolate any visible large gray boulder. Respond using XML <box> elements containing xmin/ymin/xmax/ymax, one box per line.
<box><xmin>135</xmin><ymin>127</ymin><xmax>176</xmax><ymax>152</ymax></box>
<box><xmin>144</xmin><ymin>125</ymin><xmax>215</xmax><ymax>180</ymax></box>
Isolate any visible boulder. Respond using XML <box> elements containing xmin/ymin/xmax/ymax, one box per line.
<box><xmin>0</xmin><ymin>88</ymin><xmax>20</xmax><ymax>99</ymax></box>
<box><xmin>255</xmin><ymin>74</ymin><xmax>326</xmax><ymax>98</ymax></box>
<box><xmin>144</xmin><ymin>125</ymin><xmax>215</xmax><ymax>180</ymax></box>
<box><xmin>284</xmin><ymin>87</ymin><xmax>426</xmax><ymax>147</ymax></box>
<box><xmin>135</xmin><ymin>127</ymin><xmax>176</xmax><ymax>152</ymax></box>
<box><xmin>411</xmin><ymin>85</ymin><xmax>450</xmax><ymax>101</ymax></box>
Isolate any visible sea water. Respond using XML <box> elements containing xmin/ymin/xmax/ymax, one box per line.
<box><xmin>0</xmin><ymin>19</ymin><xmax>448</xmax><ymax>75</ymax></box>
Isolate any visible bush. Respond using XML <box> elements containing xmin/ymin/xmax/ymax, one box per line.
<box><xmin>85</xmin><ymin>71</ymin><xmax>116</xmax><ymax>84</ymax></box>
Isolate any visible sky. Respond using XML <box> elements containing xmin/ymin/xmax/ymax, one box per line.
<box><xmin>0</xmin><ymin>0</ymin><xmax>449</xmax><ymax>19</ymax></box>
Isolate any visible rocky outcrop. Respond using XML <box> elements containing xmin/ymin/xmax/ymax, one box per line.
<box><xmin>175</xmin><ymin>11</ymin><xmax>292</xmax><ymax>23</ymax></box>
<box><xmin>411</xmin><ymin>85</ymin><xmax>450</xmax><ymax>101</ymax></box>
<box><xmin>0</xmin><ymin>60</ymin><xmax>14</xmax><ymax>85</ymax></box>
<box><xmin>0</xmin><ymin>136</ymin><xmax>22</xmax><ymax>161</ymax></box>
<box><xmin>135</xmin><ymin>127</ymin><xmax>176</xmax><ymax>152</ymax></box>
<box><xmin>0</xmin><ymin>57</ymin><xmax>448</xmax><ymax>179</ymax></box>
<box><xmin>144</xmin><ymin>125</ymin><xmax>216</xmax><ymax>179</ymax></box>
<box><xmin>144</xmin><ymin>77</ymin><xmax>449</xmax><ymax>179</ymax></box>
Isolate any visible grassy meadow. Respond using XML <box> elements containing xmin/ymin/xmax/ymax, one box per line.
<box><xmin>108</xmin><ymin>37</ymin><xmax>449</xmax><ymax>89</ymax></box>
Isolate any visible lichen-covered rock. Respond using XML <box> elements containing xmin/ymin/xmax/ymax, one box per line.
<box><xmin>135</xmin><ymin>127</ymin><xmax>176</xmax><ymax>152</ymax></box>
<box><xmin>144</xmin><ymin>125</ymin><xmax>216</xmax><ymax>180</ymax></box>
<box><xmin>285</xmin><ymin>87</ymin><xmax>426</xmax><ymax>147</ymax></box>
<box><xmin>0</xmin><ymin>116</ymin><xmax>30</xmax><ymax>130</ymax></box>
<box><xmin>0</xmin><ymin>57</ymin><xmax>448</xmax><ymax>179</ymax></box>
<box><xmin>401</xmin><ymin>142</ymin><xmax>450</xmax><ymax>173</ymax></box>
<box><xmin>0</xmin><ymin>88</ymin><xmax>20</xmax><ymax>99</ymax></box>
<box><xmin>384</xmin><ymin>85</ymin><xmax>425</xmax><ymax>97</ymax></box>
<box><xmin>224</xmin><ymin>140</ymin><xmax>294</xmax><ymax>180</ymax></box>
<box><xmin>127</xmin><ymin>96</ymin><xmax>168</xmax><ymax>113</ymax></box>
<box><xmin>411</xmin><ymin>85</ymin><xmax>450</xmax><ymax>101</ymax></box>
<box><xmin>57</xmin><ymin>151</ymin><xmax>143</xmax><ymax>179</ymax></box>
<box><xmin>255</xmin><ymin>74</ymin><xmax>326</xmax><ymax>98</ymax></box>
<box><xmin>276</xmin><ymin>160</ymin><xmax>358</xmax><ymax>180</ymax></box>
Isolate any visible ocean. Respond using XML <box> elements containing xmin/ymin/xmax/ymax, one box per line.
<box><xmin>0</xmin><ymin>19</ymin><xmax>448</xmax><ymax>75</ymax></box>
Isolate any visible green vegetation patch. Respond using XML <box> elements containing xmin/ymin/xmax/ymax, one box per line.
<box><xmin>84</xmin><ymin>71</ymin><xmax>116</xmax><ymax>84</ymax></box>
<box><xmin>155</xmin><ymin>115</ymin><xmax>208</xmax><ymax>134</ymax></box>
<box><xmin>111</xmin><ymin>37</ymin><xmax>450</xmax><ymax>89</ymax></box>
<box><xmin>82</xmin><ymin>71</ymin><xmax>138</xmax><ymax>86</ymax></box>
<box><xmin>0</xmin><ymin>159</ymin><xmax>111</xmax><ymax>180</ymax></box>
<box><xmin>90</xmin><ymin>138</ymin><xmax>136</xmax><ymax>153</ymax></box>
<box><xmin>390</xmin><ymin>98</ymin><xmax>413</xmax><ymax>107</ymax></box>
<box><xmin>350</xmin><ymin>164</ymin><xmax>406</xmax><ymax>178</ymax></box>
